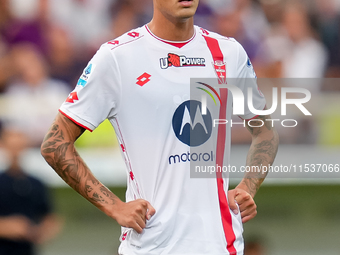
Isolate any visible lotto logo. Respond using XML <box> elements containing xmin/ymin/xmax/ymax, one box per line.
<box><xmin>136</xmin><ymin>73</ymin><xmax>151</xmax><ymax>86</ymax></box>
<box><xmin>128</xmin><ymin>32</ymin><xmax>139</xmax><ymax>38</ymax></box>
<box><xmin>108</xmin><ymin>40</ymin><xmax>119</xmax><ymax>45</ymax></box>
<box><xmin>66</xmin><ymin>92</ymin><xmax>79</xmax><ymax>103</ymax></box>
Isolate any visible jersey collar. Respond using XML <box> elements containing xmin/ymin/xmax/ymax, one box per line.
<box><xmin>145</xmin><ymin>25</ymin><xmax>196</xmax><ymax>49</ymax></box>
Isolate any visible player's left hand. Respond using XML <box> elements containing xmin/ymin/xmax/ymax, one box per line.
<box><xmin>228</xmin><ymin>188</ymin><xmax>257</xmax><ymax>223</ymax></box>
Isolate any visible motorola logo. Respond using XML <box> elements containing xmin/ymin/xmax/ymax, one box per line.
<box><xmin>172</xmin><ymin>100</ymin><xmax>212</xmax><ymax>147</ymax></box>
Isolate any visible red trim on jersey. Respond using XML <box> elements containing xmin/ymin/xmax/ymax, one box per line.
<box><xmin>121</xmin><ymin>231</ymin><xmax>128</xmax><ymax>241</ymax></box>
<box><xmin>203</xmin><ymin>35</ymin><xmax>237</xmax><ymax>254</ymax></box>
<box><xmin>114</xmin><ymin>119</ymin><xmax>142</xmax><ymax>199</ymax></box>
<box><xmin>145</xmin><ymin>25</ymin><xmax>195</xmax><ymax>48</ymax></box>
<box><xmin>109</xmin><ymin>35</ymin><xmax>144</xmax><ymax>50</ymax></box>
<box><xmin>58</xmin><ymin>109</ymin><xmax>93</xmax><ymax>132</ymax></box>
<box><xmin>120</xmin><ymin>144</ymin><xmax>126</xmax><ymax>152</ymax></box>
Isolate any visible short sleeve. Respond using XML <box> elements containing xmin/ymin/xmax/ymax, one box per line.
<box><xmin>59</xmin><ymin>45</ymin><xmax>120</xmax><ymax>131</ymax></box>
<box><xmin>236</xmin><ymin>42</ymin><xmax>266</xmax><ymax>120</ymax></box>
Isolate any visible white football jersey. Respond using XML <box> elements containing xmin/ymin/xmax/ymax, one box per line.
<box><xmin>60</xmin><ymin>25</ymin><xmax>266</xmax><ymax>255</ymax></box>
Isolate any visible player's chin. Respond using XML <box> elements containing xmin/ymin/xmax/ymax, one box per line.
<box><xmin>176</xmin><ymin>8</ymin><xmax>197</xmax><ymax>20</ymax></box>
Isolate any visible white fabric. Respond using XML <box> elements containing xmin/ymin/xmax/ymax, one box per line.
<box><xmin>60</xmin><ymin>25</ymin><xmax>266</xmax><ymax>255</ymax></box>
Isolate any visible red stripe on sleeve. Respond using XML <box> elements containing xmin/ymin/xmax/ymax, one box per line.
<box><xmin>59</xmin><ymin>109</ymin><xmax>93</xmax><ymax>132</ymax></box>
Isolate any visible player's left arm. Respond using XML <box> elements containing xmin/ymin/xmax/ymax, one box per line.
<box><xmin>228</xmin><ymin>113</ymin><xmax>279</xmax><ymax>223</ymax></box>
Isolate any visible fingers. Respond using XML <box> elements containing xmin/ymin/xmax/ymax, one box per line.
<box><xmin>227</xmin><ymin>189</ymin><xmax>239</xmax><ymax>215</ymax></box>
<box><xmin>131</xmin><ymin>200</ymin><xmax>155</xmax><ymax>233</ymax></box>
<box><xmin>134</xmin><ymin>216</ymin><xmax>146</xmax><ymax>234</ymax></box>
<box><xmin>114</xmin><ymin>199</ymin><xmax>156</xmax><ymax>234</ymax></box>
<box><xmin>146</xmin><ymin>201</ymin><xmax>156</xmax><ymax>220</ymax></box>
<box><xmin>136</xmin><ymin>200</ymin><xmax>148</xmax><ymax>222</ymax></box>
<box><xmin>240</xmin><ymin>205</ymin><xmax>257</xmax><ymax>223</ymax></box>
<box><xmin>229</xmin><ymin>188</ymin><xmax>258</xmax><ymax>223</ymax></box>
<box><xmin>234</xmin><ymin>190</ymin><xmax>257</xmax><ymax>223</ymax></box>
<box><xmin>241</xmin><ymin>213</ymin><xmax>256</xmax><ymax>223</ymax></box>
<box><xmin>124</xmin><ymin>203</ymin><xmax>146</xmax><ymax>234</ymax></box>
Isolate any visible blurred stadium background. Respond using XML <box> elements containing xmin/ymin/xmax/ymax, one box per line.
<box><xmin>0</xmin><ymin>0</ymin><xmax>340</xmax><ymax>254</ymax></box>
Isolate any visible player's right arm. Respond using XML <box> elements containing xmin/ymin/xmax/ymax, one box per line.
<box><xmin>41</xmin><ymin>113</ymin><xmax>155</xmax><ymax>233</ymax></box>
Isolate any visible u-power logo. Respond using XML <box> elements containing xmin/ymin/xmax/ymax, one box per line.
<box><xmin>199</xmin><ymin>82</ymin><xmax>311</xmax><ymax>128</ymax></box>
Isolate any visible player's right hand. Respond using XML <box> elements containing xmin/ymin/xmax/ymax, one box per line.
<box><xmin>112</xmin><ymin>199</ymin><xmax>156</xmax><ymax>234</ymax></box>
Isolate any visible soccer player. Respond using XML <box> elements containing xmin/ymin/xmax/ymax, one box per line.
<box><xmin>41</xmin><ymin>0</ymin><xmax>279</xmax><ymax>254</ymax></box>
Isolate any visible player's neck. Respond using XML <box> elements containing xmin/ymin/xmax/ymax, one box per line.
<box><xmin>148</xmin><ymin>16</ymin><xmax>195</xmax><ymax>41</ymax></box>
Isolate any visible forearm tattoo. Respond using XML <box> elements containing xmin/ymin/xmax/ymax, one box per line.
<box><xmin>243</xmin><ymin>115</ymin><xmax>279</xmax><ymax>197</ymax></box>
<box><xmin>41</xmin><ymin>115</ymin><xmax>117</xmax><ymax>207</ymax></box>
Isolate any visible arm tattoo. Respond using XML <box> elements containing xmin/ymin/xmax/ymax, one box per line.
<box><xmin>246</xmin><ymin>114</ymin><xmax>272</xmax><ymax>136</ymax></box>
<box><xmin>41</xmin><ymin>115</ymin><xmax>118</xmax><ymax>207</ymax></box>
<box><xmin>242</xmin><ymin>114</ymin><xmax>279</xmax><ymax>197</ymax></box>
